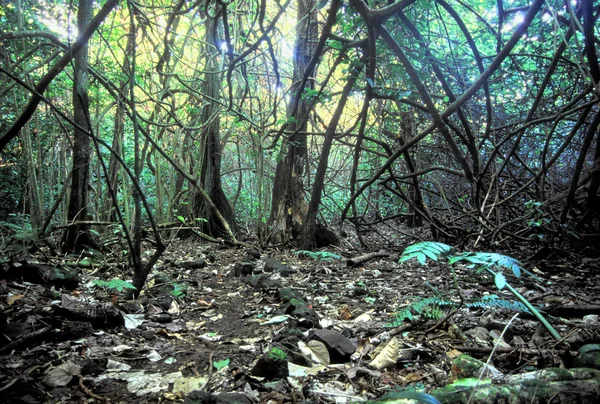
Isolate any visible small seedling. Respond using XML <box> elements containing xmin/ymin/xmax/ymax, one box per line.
<box><xmin>213</xmin><ymin>358</ymin><xmax>230</xmax><ymax>371</ymax></box>
<box><xmin>268</xmin><ymin>347</ymin><xmax>287</xmax><ymax>360</ymax></box>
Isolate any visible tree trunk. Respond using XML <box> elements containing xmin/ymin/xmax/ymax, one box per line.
<box><xmin>269</xmin><ymin>0</ymin><xmax>317</xmax><ymax>245</ymax></box>
<box><xmin>193</xmin><ymin>4</ymin><xmax>237</xmax><ymax>238</ymax></box>
<box><xmin>63</xmin><ymin>0</ymin><xmax>93</xmax><ymax>252</ymax></box>
<box><xmin>301</xmin><ymin>60</ymin><xmax>363</xmax><ymax>250</ymax></box>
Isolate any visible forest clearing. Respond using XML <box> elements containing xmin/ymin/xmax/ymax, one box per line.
<box><xmin>1</xmin><ymin>0</ymin><xmax>600</xmax><ymax>402</ymax></box>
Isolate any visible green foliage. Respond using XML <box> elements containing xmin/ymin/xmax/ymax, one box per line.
<box><xmin>388</xmin><ymin>294</ymin><xmax>531</xmax><ymax>328</ymax></box>
<box><xmin>294</xmin><ymin>250</ymin><xmax>341</xmax><ymax>261</ymax></box>
<box><xmin>399</xmin><ymin>241</ymin><xmax>453</xmax><ymax>265</ymax></box>
<box><xmin>466</xmin><ymin>295</ymin><xmax>530</xmax><ymax>313</ymax></box>
<box><xmin>387</xmin><ymin>296</ymin><xmax>452</xmax><ymax>327</ymax></box>
<box><xmin>448</xmin><ymin>252</ymin><xmax>522</xmax><ymax>278</ymax></box>
<box><xmin>213</xmin><ymin>358</ymin><xmax>230</xmax><ymax>371</ymax></box>
<box><xmin>93</xmin><ymin>279</ymin><xmax>136</xmax><ymax>292</ymax></box>
<box><xmin>267</xmin><ymin>347</ymin><xmax>287</xmax><ymax>361</ymax></box>
<box><xmin>398</xmin><ymin>241</ymin><xmax>562</xmax><ymax>340</ymax></box>
<box><xmin>169</xmin><ymin>283</ymin><xmax>187</xmax><ymax>298</ymax></box>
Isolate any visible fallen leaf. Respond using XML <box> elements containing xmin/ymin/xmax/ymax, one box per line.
<box><xmin>369</xmin><ymin>337</ymin><xmax>399</xmax><ymax>370</ymax></box>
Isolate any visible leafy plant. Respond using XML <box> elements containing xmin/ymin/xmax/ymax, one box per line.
<box><xmin>93</xmin><ymin>279</ymin><xmax>136</xmax><ymax>292</ymax></box>
<box><xmin>398</xmin><ymin>242</ymin><xmax>561</xmax><ymax>340</ymax></box>
<box><xmin>267</xmin><ymin>347</ymin><xmax>287</xmax><ymax>361</ymax></box>
<box><xmin>387</xmin><ymin>296</ymin><xmax>452</xmax><ymax>327</ymax></box>
<box><xmin>170</xmin><ymin>283</ymin><xmax>187</xmax><ymax>298</ymax></box>
<box><xmin>294</xmin><ymin>250</ymin><xmax>341</xmax><ymax>261</ymax></box>
<box><xmin>399</xmin><ymin>241</ymin><xmax>452</xmax><ymax>265</ymax></box>
<box><xmin>388</xmin><ymin>295</ymin><xmax>531</xmax><ymax>328</ymax></box>
<box><xmin>213</xmin><ymin>358</ymin><xmax>230</xmax><ymax>371</ymax></box>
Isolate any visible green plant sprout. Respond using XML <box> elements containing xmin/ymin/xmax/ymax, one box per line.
<box><xmin>169</xmin><ymin>283</ymin><xmax>187</xmax><ymax>298</ymax></box>
<box><xmin>93</xmin><ymin>279</ymin><xmax>136</xmax><ymax>292</ymax></box>
<box><xmin>294</xmin><ymin>250</ymin><xmax>341</xmax><ymax>261</ymax></box>
<box><xmin>267</xmin><ymin>347</ymin><xmax>287</xmax><ymax>360</ymax></box>
<box><xmin>213</xmin><ymin>358</ymin><xmax>230</xmax><ymax>371</ymax></box>
<box><xmin>398</xmin><ymin>242</ymin><xmax>561</xmax><ymax>340</ymax></box>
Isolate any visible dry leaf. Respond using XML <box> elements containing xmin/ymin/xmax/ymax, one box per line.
<box><xmin>6</xmin><ymin>293</ymin><xmax>23</xmax><ymax>305</ymax></box>
<box><xmin>339</xmin><ymin>305</ymin><xmax>352</xmax><ymax>320</ymax></box>
<box><xmin>298</xmin><ymin>340</ymin><xmax>331</xmax><ymax>365</ymax></box>
<box><xmin>369</xmin><ymin>337</ymin><xmax>399</xmax><ymax>370</ymax></box>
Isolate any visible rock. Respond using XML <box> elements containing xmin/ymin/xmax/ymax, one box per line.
<box><xmin>234</xmin><ymin>261</ymin><xmax>255</xmax><ymax>277</ymax></box>
<box><xmin>179</xmin><ymin>259</ymin><xmax>207</xmax><ymax>270</ymax></box>
<box><xmin>251</xmin><ymin>348</ymin><xmax>289</xmax><ymax>380</ymax></box>
<box><xmin>573</xmin><ymin>344</ymin><xmax>600</xmax><ymax>370</ymax></box>
<box><xmin>309</xmin><ymin>329</ymin><xmax>355</xmax><ymax>363</ymax></box>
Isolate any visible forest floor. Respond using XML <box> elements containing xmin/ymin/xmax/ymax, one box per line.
<box><xmin>1</xmin><ymin>227</ymin><xmax>600</xmax><ymax>403</ymax></box>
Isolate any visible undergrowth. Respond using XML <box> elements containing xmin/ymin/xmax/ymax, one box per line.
<box><xmin>393</xmin><ymin>241</ymin><xmax>561</xmax><ymax>340</ymax></box>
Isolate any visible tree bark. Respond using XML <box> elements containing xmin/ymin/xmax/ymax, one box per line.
<box><xmin>193</xmin><ymin>3</ymin><xmax>237</xmax><ymax>239</ymax></box>
<box><xmin>268</xmin><ymin>0</ymin><xmax>318</xmax><ymax>245</ymax></box>
<box><xmin>63</xmin><ymin>0</ymin><xmax>93</xmax><ymax>252</ymax></box>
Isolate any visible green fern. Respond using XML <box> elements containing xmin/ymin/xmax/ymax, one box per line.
<box><xmin>466</xmin><ymin>295</ymin><xmax>531</xmax><ymax>313</ymax></box>
<box><xmin>387</xmin><ymin>296</ymin><xmax>453</xmax><ymax>327</ymax></box>
<box><xmin>399</xmin><ymin>242</ymin><xmax>452</xmax><ymax>265</ymax></box>
<box><xmin>398</xmin><ymin>241</ymin><xmax>561</xmax><ymax>340</ymax></box>
<box><xmin>448</xmin><ymin>252</ymin><xmax>522</xmax><ymax>277</ymax></box>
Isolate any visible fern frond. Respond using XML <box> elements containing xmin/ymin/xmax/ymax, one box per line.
<box><xmin>466</xmin><ymin>296</ymin><xmax>530</xmax><ymax>313</ymax></box>
<box><xmin>399</xmin><ymin>242</ymin><xmax>452</xmax><ymax>264</ymax></box>
<box><xmin>387</xmin><ymin>296</ymin><xmax>454</xmax><ymax>327</ymax></box>
<box><xmin>449</xmin><ymin>251</ymin><xmax>522</xmax><ymax>277</ymax></box>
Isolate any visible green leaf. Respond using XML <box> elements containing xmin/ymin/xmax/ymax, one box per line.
<box><xmin>495</xmin><ymin>272</ymin><xmax>506</xmax><ymax>290</ymax></box>
<box><xmin>213</xmin><ymin>358</ymin><xmax>230</xmax><ymax>371</ymax></box>
<box><xmin>177</xmin><ymin>215</ymin><xmax>186</xmax><ymax>223</ymax></box>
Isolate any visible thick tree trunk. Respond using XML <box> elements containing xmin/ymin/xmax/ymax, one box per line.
<box><xmin>63</xmin><ymin>0</ymin><xmax>93</xmax><ymax>252</ymax></box>
<box><xmin>268</xmin><ymin>0</ymin><xmax>317</xmax><ymax>245</ymax></box>
<box><xmin>193</xmin><ymin>5</ymin><xmax>236</xmax><ymax>239</ymax></box>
